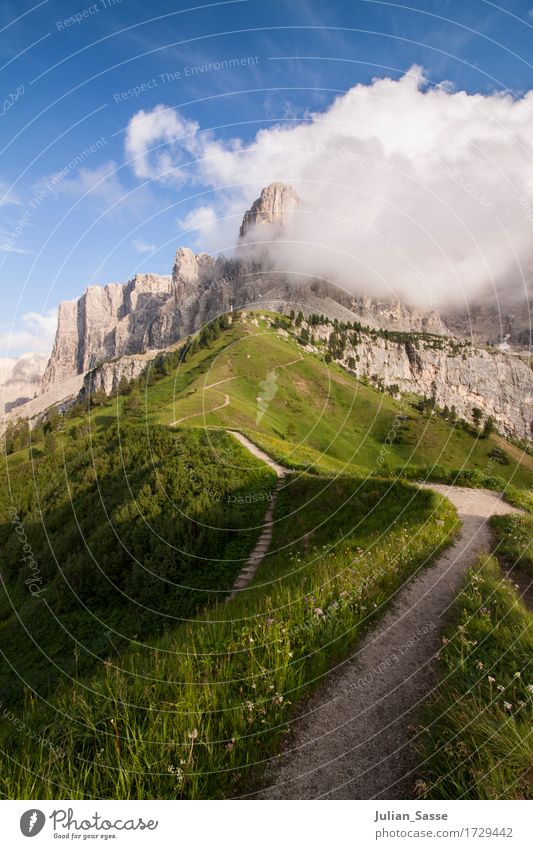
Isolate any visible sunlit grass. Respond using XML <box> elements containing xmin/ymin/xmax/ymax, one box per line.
<box><xmin>0</xmin><ymin>478</ymin><xmax>457</xmax><ymax>799</ymax></box>
<box><xmin>418</xmin><ymin>556</ymin><xmax>533</xmax><ymax>800</ymax></box>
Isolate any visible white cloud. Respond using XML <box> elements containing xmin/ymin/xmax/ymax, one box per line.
<box><xmin>125</xmin><ymin>104</ymin><xmax>199</xmax><ymax>184</ymax></box>
<box><xmin>177</xmin><ymin>205</ymin><xmax>219</xmax><ymax>248</ymax></box>
<box><xmin>131</xmin><ymin>237</ymin><xmax>156</xmax><ymax>253</ymax></box>
<box><xmin>125</xmin><ymin>68</ymin><xmax>533</xmax><ymax>309</ymax></box>
<box><xmin>0</xmin><ymin>309</ymin><xmax>57</xmax><ymax>356</ymax></box>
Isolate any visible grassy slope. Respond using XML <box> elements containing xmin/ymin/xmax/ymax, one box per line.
<box><xmin>0</xmin><ymin>427</ymin><xmax>275</xmax><ymax>706</ymax></box>
<box><xmin>418</xmin><ymin>556</ymin><xmax>533</xmax><ymax>800</ymax></box>
<box><xmin>15</xmin><ymin>313</ymin><xmax>528</xmax><ymax>487</ymax></box>
<box><xmin>0</xmin><ymin>476</ymin><xmax>457</xmax><ymax>799</ymax></box>
<box><xmin>145</xmin><ymin>316</ymin><xmax>532</xmax><ymax>486</ymax></box>
<box><xmin>1</xmin><ymin>312</ymin><xmax>530</xmax><ymax>800</ymax></box>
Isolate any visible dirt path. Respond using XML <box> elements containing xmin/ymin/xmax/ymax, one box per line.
<box><xmin>169</xmin><ymin>393</ymin><xmax>229</xmax><ymax>426</ymax></box>
<box><xmin>226</xmin><ymin>432</ymin><xmax>287</xmax><ymax>600</ymax></box>
<box><xmin>250</xmin><ymin>483</ymin><xmax>522</xmax><ymax>800</ymax></box>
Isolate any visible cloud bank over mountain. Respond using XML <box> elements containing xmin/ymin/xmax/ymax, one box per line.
<box><xmin>125</xmin><ymin>66</ymin><xmax>533</xmax><ymax>310</ymax></box>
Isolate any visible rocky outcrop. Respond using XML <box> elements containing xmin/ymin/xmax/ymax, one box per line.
<box><xmin>81</xmin><ymin>351</ymin><xmax>159</xmax><ymax>396</ymax></box>
<box><xmin>312</xmin><ymin>325</ymin><xmax>532</xmax><ymax>439</ymax></box>
<box><xmin>239</xmin><ymin>182</ymin><xmax>299</xmax><ymax>240</ymax></box>
<box><xmin>443</xmin><ymin>293</ymin><xmax>532</xmax><ymax>353</ymax></box>
<box><xmin>41</xmin><ymin>273</ymin><xmax>173</xmax><ymax>390</ymax></box>
<box><xmin>350</xmin><ymin>296</ymin><xmax>447</xmax><ymax>336</ymax></box>
<box><xmin>0</xmin><ymin>352</ymin><xmax>49</xmax><ymax>413</ymax></box>
<box><xmin>3</xmin><ymin>373</ymin><xmax>85</xmax><ymax>428</ymax></box>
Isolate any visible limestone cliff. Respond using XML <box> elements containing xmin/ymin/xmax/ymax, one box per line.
<box><xmin>310</xmin><ymin>323</ymin><xmax>532</xmax><ymax>439</ymax></box>
<box><xmin>239</xmin><ymin>182</ymin><xmax>299</xmax><ymax>240</ymax></box>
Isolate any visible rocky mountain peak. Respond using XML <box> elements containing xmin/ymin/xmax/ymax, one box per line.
<box><xmin>172</xmin><ymin>247</ymin><xmax>215</xmax><ymax>297</ymax></box>
<box><xmin>239</xmin><ymin>182</ymin><xmax>300</xmax><ymax>239</ymax></box>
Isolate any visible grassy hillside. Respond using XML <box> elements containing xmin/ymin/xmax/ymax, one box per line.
<box><xmin>0</xmin><ymin>476</ymin><xmax>456</xmax><ymax>799</ymax></box>
<box><xmin>0</xmin><ymin>425</ymin><xmax>275</xmax><ymax>705</ymax></box>
<box><xmin>11</xmin><ymin>311</ymin><xmax>525</xmax><ymax>487</ymax></box>
<box><xmin>0</xmin><ymin>309</ymin><xmax>530</xmax><ymax>800</ymax></box>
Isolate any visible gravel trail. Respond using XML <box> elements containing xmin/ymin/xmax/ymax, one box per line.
<box><xmin>252</xmin><ymin>483</ymin><xmax>522</xmax><ymax>799</ymax></box>
<box><xmin>226</xmin><ymin>431</ymin><xmax>287</xmax><ymax>600</ymax></box>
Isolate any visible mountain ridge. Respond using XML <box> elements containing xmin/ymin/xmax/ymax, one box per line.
<box><xmin>3</xmin><ymin>183</ymin><xmax>532</xmax><ymax>439</ymax></box>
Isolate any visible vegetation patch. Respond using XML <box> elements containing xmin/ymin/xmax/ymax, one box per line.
<box><xmin>418</xmin><ymin>556</ymin><xmax>533</xmax><ymax>800</ymax></box>
<box><xmin>491</xmin><ymin>514</ymin><xmax>533</xmax><ymax>575</ymax></box>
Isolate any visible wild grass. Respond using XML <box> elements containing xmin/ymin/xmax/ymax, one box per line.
<box><xmin>0</xmin><ymin>426</ymin><xmax>275</xmax><ymax>706</ymax></box>
<box><xmin>490</xmin><ymin>514</ymin><xmax>533</xmax><ymax>575</ymax></box>
<box><xmin>418</xmin><ymin>556</ymin><xmax>533</xmax><ymax>800</ymax></box>
<box><xmin>0</xmin><ymin>477</ymin><xmax>456</xmax><ymax>799</ymax></box>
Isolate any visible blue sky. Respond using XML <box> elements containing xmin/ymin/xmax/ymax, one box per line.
<box><xmin>1</xmin><ymin>0</ymin><xmax>533</xmax><ymax>354</ymax></box>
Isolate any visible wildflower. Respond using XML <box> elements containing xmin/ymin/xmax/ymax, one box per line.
<box><xmin>527</xmin><ymin>684</ymin><xmax>533</xmax><ymax>693</ymax></box>
<box><xmin>488</xmin><ymin>676</ymin><xmax>495</xmax><ymax>684</ymax></box>
<box><xmin>314</xmin><ymin>607</ymin><xmax>324</xmax><ymax>616</ymax></box>
<box><xmin>477</xmin><ymin>661</ymin><xmax>484</xmax><ymax>670</ymax></box>
<box><xmin>513</xmin><ymin>671</ymin><xmax>521</xmax><ymax>679</ymax></box>
<box><xmin>188</xmin><ymin>728</ymin><xmax>198</xmax><ymax>740</ymax></box>
<box><xmin>265</xmin><ymin>618</ymin><xmax>274</xmax><ymax>629</ymax></box>
<box><xmin>503</xmin><ymin>701</ymin><xmax>513</xmax><ymax>711</ymax></box>
<box><xmin>272</xmin><ymin>693</ymin><xmax>284</xmax><ymax>706</ymax></box>
<box><xmin>497</xmin><ymin>684</ymin><xmax>505</xmax><ymax>692</ymax></box>
<box><xmin>168</xmin><ymin>765</ymin><xmax>184</xmax><ymax>782</ymax></box>
<box><xmin>225</xmin><ymin>738</ymin><xmax>235</xmax><ymax>751</ymax></box>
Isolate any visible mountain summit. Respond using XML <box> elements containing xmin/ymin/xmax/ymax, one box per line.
<box><xmin>239</xmin><ymin>182</ymin><xmax>300</xmax><ymax>240</ymax></box>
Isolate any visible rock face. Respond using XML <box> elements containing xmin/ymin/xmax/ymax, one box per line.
<box><xmin>443</xmin><ymin>293</ymin><xmax>532</xmax><ymax>353</ymax></box>
<box><xmin>82</xmin><ymin>351</ymin><xmax>161</xmax><ymax>396</ymax></box>
<box><xmin>239</xmin><ymin>182</ymin><xmax>299</xmax><ymax>239</ymax></box>
<box><xmin>311</xmin><ymin>325</ymin><xmax>532</xmax><ymax>439</ymax></box>
<box><xmin>349</xmin><ymin>296</ymin><xmax>447</xmax><ymax>336</ymax></box>
<box><xmin>0</xmin><ymin>353</ymin><xmax>49</xmax><ymax>413</ymax></box>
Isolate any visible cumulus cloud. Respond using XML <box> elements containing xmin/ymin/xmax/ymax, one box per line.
<box><xmin>0</xmin><ymin>309</ymin><xmax>57</xmax><ymax>357</ymax></box>
<box><xmin>125</xmin><ymin>67</ymin><xmax>533</xmax><ymax>308</ymax></box>
<box><xmin>125</xmin><ymin>104</ymin><xmax>199</xmax><ymax>184</ymax></box>
<box><xmin>177</xmin><ymin>204</ymin><xmax>220</xmax><ymax>249</ymax></box>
